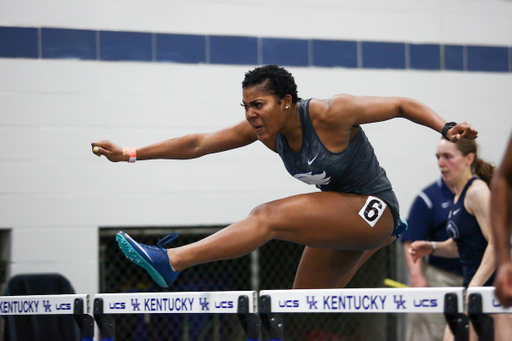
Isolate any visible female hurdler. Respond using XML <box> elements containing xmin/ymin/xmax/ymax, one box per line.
<box><xmin>92</xmin><ymin>65</ymin><xmax>477</xmax><ymax>290</ymax></box>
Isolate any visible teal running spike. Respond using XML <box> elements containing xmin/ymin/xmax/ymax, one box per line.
<box><xmin>116</xmin><ymin>231</ymin><xmax>180</xmax><ymax>287</ymax></box>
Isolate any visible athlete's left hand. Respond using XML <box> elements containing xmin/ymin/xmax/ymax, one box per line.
<box><xmin>446</xmin><ymin>122</ymin><xmax>478</xmax><ymax>142</ymax></box>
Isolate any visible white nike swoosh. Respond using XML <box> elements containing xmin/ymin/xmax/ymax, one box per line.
<box><xmin>453</xmin><ymin>208</ymin><xmax>461</xmax><ymax>215</ymax></box>
<box><xmin>441</xmin><ymin>201</ymin><xmax>452</xmax><ymax>208</ymax></box>
<box><xmin>127</xmin><ymin>235</ymin><xmax>153</xmax><ymax>262</ymax></box>
<box><xmin>307</xmin><ymin>154</ymin><xmax>319</xmax><ymax>166</ymax></box>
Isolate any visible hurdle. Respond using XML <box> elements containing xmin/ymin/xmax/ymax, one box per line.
<box><xmin>4</xmin><ymin>287</ymin><xmax>507</xmax><ymax>340</ymax></box>
<box><xmin>0</xmin><ymin>294</ymin><xmax>94</xmax><ymax>341</ymax></box>
<box><xmin>93</xmin><ymin>291</ymin><xmax>260</xmax><ymax>341</ymax></box>
<box><xmin>259</xmin><ymin>287</ymin><xmax>468</xmax><ymax>341</ymax></box>
<box><xmin>467</xmin><ymin>287</ymin><xmax>512</xmax><ymax>341</ymax></box>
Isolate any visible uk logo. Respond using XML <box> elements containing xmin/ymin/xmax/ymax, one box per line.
<box><xmin>394</xmin><ymin>295</ymin><xmax>406</xmax><ymax>310</ymax></box>
<box><xmin>307</xmin><ymin>296</ymin><xmax>318</xmax><ymax>310</ymax></box>
<box><xmin>199</xmin><ymin>298</ymin><xmax>209</xmax><ymax>311</ymax></box>
<box><xmin>131</xmin><ymin>299</ymin><xmax>140</xmax><ymax>311</ymax></box>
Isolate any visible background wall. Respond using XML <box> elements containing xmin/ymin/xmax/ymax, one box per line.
<box><xmin>1</xmin><ymin>0</ymin><xmax>511</xmax><ymax>295</ymax></box>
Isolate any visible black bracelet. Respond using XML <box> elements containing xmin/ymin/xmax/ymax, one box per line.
<box><xmin>442</xmin><ymin>122</ymin><xmax>457</xmax><ymax>140</ymax></box>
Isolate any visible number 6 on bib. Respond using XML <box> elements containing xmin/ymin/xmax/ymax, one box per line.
<box><xmin>358</xmin><ymin>196</ymin><xmax>387</xmax><ymax>227</ymax></box>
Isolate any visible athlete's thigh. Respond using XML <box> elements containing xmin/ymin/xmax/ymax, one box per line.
<box><xmin>264</xmin><ymin>191</ymin><xmax>394</xmax><ymax>250</ymax></box>
<box><xmin>293</xmin><ymin>238</ymin><xmax>394</xmax><ymax>289</ymax></box>
<box><xmin>293</xmin><ymin>246</ymin><xmax>365</xmax><ymax>289</ymax></box>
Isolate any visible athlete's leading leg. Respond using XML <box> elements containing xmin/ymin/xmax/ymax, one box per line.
<box><xmin>169</xmin><ymin>192</ymin><xmax>394</xmax><ymax>274</ymax></box>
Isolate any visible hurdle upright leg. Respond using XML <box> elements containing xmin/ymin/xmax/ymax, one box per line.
<box><xmin>73</xmin><ymin>297</ymin><xmax>95</xmax><ymax>341</ymax></box>
<box><xmin>467</xmin><ymin>292</ymin><xmax>495</xmax><ymax>341</ymax></box>
<box><xmin>237</xmin><ymin>295</ymin><xmax>261</xmax><ymax>341</ymax></box>
<box><xmin>258</xmin><ymin>295</ymin><xmax>284</xmax><ymax>341</ymax></box>
<box><xmin>93</xmin><ymin>297</ymin><xmax>116</xmax><ymax>341</ymax></box>
<box><xmin>444</xmin><ymin>292</ymin><xmax>469</xmax><ymax>341</ymax></box>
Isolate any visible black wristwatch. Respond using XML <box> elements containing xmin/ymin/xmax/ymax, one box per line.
<box><xmin>442</xmin><ymin>122</ymin><xmax>457</xmax><ymax>140</ymax></box>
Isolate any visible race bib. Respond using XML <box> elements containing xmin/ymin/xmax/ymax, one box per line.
<box><xmin>358</xmin><ymin>196</ymin><xmax>387</xmax><ymax>227</ymax></box>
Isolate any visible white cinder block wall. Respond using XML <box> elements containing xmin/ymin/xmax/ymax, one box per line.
<box><xmin>1</xmin><ymin>0</ymin><xmax>511</xmax><ymax>295</ymax></box>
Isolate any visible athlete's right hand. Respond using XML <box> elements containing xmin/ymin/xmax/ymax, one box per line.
<box><xmin>91</xmin><ymin>140</ymin><xmax>124</xmax><ymax>162</ymax></box>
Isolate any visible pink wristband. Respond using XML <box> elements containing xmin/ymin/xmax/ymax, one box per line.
<box><xmin>123</xmin><ymin>147</ymin><xmax>137</xmax><ymax>163</ymax></box>
<box><xmin>128</xmin><ymin>147</ymin><xmax>136</xmax><ymax>163</ymax></box>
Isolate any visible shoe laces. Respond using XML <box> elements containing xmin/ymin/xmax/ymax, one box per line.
<box><xmin>155</xmin><ymin>232</ymin><xmax>179</xmax><ymax>252</ymax></box>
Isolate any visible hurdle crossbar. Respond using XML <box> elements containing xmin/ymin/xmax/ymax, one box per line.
<box><xmin>259</xmin><ymin>287</ymin><xmax>464</xmax><ymax>313</ymax></box>
<box><xmin>0</xmin><ymin>294</ymin><xmax>88</xmax><ymax>315</ymax></box>
<box><xmin>93</xmin><ymin>291</ymin><xmax>259</xmax><ymax>341</ymax></box>
<box><xmin>0</xmin><ymin>294</ymin><xmax>94</xmax><ymax>341</ymax></box>
<box><xmin>93</xmin><ymin>290</ymin><xmax>257</xmax><ymax>314</ymax></box>
<box><xmin>259</xmin><ymin>288</ymin><xmax>467</xmax><ymax>341</ymax></box>
<box><xmin>9</xmin><ymin>287</ymin><xmax>511</xmax><ymax>341</ymax></box>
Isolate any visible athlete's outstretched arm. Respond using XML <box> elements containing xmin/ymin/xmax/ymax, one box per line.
<box><xmin>91</xmin><ymin>120</ymin><xmax>257</xmax><ymax>162</ymax></box>
<box><xmin>325</xmin><ymin>95</ymin><xmax>478</xmax><ymax>141</ymax></box>
<box><xmin>492</xmin><ymin>133</ymin><xmax>512</xmax><ymax>306</ymax></box>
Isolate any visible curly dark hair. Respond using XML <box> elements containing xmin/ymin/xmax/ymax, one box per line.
<box><xmin>242</xmin><ymin>65</ymin><xmax>300</xmax><ymax>103</ymax></box>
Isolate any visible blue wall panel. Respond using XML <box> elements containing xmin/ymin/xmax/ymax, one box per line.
<box><xmin>262</xmin><ymin>38</ymin><xmax>309</xmax><ymax>67</ymax></box>
<box><xmin>362</xmin><ymin>42</ymin><xmax>406</xmax><ymax>69</ymax></box>
<box><xmin>156</xmin><ymin>33</ymin><xmax>206</xmax><ymax>63</ymax></box>
<box><xmin>444</xmin><ymin>45</ymin><xmax>464</xmax><ymax>71</ymax></box>
<box><xmin>100</xmin><ymin>31</ymin><xmax>152</xmax><ymax>61</ymax></box>
<box><xmin>312</xmin><ymin>40</ymin><xmax>357</xmax><ymax>68</ymax></box>
<box><xmin>42</xmin><ymin>28</ymin><xmax>96</xmax><ymax>60</ymax></box>
<box><xmin>0</xmin><ymin>27</ymin><xmax>39</xmax><ymax>58</ymax></box>
<box><xmin>210</xmin><ymin>35</ymin><xmax>258</xmax><ymax>65</ymax></box>
<box><xmin>410</xmin><ymin>44</ymin><xmax>440</xmax><ymax>70</ymax></box>
<box><xmin>467</xmin><ymin>45</ymin><xmax>509</xmax><ymax>72</ymax></box>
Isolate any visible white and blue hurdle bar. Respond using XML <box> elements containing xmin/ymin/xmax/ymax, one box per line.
<box><xmin>0</xmin><ymin>294</ymin><xmax>94</xmax><ymax>341</ymax></box>
<box><xmin>0</xmin><ymin>287</ymin><xmax>510</xmax><ymax>341</ymax></box>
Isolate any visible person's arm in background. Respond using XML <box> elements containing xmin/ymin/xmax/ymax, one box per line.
<box><xmin>492</xmin><ymin>133</ymin><xmax>512</xmax><ymax>306</ymax></box>
<box><xmin>401</xmin><ymin>192</ymin><xmax>434</xmax><ymax>287</ymax></box>
<box><xmin>403</xmin><ymin>240</ymin><xmax>428</xmax><ymax>287</ymax></box>
<box><xmin>409</xmin><ymin>238</ymin><xmax>459</xmax><ymax>260</ymax></box>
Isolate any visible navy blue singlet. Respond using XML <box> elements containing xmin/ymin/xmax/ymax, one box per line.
<box><xmin>446</xmin><ymin>176</ymin><xmax>495</xmax><ymax>287</ymax></box>
<box><xmin>275</xmin><ymin>98</ymin><xmax>401</xmax><ymax>232</ymax></box>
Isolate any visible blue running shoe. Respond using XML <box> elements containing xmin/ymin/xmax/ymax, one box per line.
<box><xmin>116</xmin><ymin>231</ymin><xmax>180</xmax><ymax>288</ymax></box>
